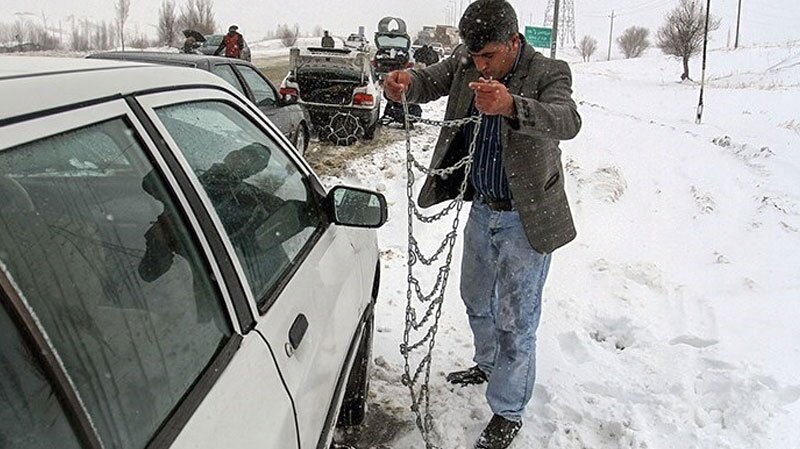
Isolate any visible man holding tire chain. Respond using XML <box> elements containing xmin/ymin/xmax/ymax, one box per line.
<box><xmin>383</xmin><ymin>1</ymin><xmax>582</xmax><ymax>447</ymax></box>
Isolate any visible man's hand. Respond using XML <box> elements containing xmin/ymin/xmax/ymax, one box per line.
<box><xmin>384</xmin><ymin>70</ymin><xmax>412</xmax><ymax>102</ymax></box>
<box><xmin>469</xmin><ymin>78</ymin><xmax>516</xmax><ymax>118</ymax></box>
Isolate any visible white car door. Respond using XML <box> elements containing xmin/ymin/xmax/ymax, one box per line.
<box><xmin>136</xmin><ymin>88</ymin><xmax>370</xmax><ymax>449</ymax></box>
<box><xmin>0</xmin><ymin>99</ymin><xmax>298</xmax><ymax>449</ymax></box>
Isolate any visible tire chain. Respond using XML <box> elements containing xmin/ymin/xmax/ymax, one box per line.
<box><xmin>399</xmin><ymin>92</ymin><xmax>482</xmax><ymax>449</ymax></box>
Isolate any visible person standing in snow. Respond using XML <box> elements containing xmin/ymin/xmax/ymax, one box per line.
<box><xmin>383</xmin><ymin>1</ymin><xmax>581</xmax><ymax>448</ymax></box>
<box><xmin>321</xmin><ymin>30</ymin><xmax>335</xmax><ymax>48</ymax></box>
<box><xmin>214</xmin><ymin>25</ymin><xmax>245</xmax><ymax>59</ymax></box>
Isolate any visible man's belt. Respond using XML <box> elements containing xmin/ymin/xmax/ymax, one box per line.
<box><xmin>479</xmin><ymin>196</ymin><xmax>515</xmax><ymax>212</ymax></box>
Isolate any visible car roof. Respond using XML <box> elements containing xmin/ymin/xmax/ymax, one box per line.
<box><xmin>0</xmin><ymin>56</ymin><xmax>233</xmax><ymax>123</ymax></box>
<box><xmin>88</xmin><ymin>51</ymin><xmax>251</xmax><ymax>68</ymax></box>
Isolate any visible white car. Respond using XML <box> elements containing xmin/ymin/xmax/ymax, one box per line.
<box><xmin>281</xmin><ymin>47</ymin><xmax>382</xmax><ymax>143</ymax></box>
<box><xmin>0</xmin><ymin>57</ymin><xmax>385</xmax><ymax>449</ymax></box>
<box><xmin>343</xmin><ymin>33</ymin><xmax>370</xmax><ymax>52</ymax></box>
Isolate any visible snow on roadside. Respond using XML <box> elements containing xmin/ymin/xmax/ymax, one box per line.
<box><xmin>324</xmin><ymin>44</ymin><xmax>800</xmax><ymax>449</ymax></box>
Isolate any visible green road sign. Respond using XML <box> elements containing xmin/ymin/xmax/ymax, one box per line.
<box><xmin>525</xmin><ymin>26</ymin><xmax>552</xmax><ymax>49</ymax></box>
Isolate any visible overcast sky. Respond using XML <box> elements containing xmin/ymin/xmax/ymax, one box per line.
<box><xmin>1</xmin><ymin>0</ymin><xmax>798</xmax><ymax>47</ymax></box>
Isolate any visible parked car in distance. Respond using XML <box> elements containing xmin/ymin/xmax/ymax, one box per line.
<box><xmin>281</xmin><ymin>47</ymin><xmax>381</xmax><ymax>145</ymax></box>
<box><xmin>344</xmin><ymin>33</ymin><xmax>370</xmax><ymax>52</ymax></box>
<box><xmin>198</xmin><ymin>33</ymin><xmax>252</xmax><ymax>61</ymax></box>
<box><xmin>0</xmin><ymin>56</ymin><xmax>386</xmax><ymax>449</ymax></box>
<box><xmin>373</xmin><ymin>29</ymin><xmax>414</xmax><ymax>76</ymax></box>
<box><xmin>429</xmin><ymin>42</ymin><xmax>446</xmax><ymax>58</ymax></box>
<box><xmin>88</xmin><ymin>52</ymin><xmax>311</xmax><ymax>154</ymax></box>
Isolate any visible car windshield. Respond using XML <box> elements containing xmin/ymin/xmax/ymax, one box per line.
<box><xmin>376</xmin><ymin>35</ymin><xmax>409</xmax><ymax>48</ymax></box>
<box><xmin>204</xmin><ymin>35</ymin><xmax>223</xmax><ymax>46</ymax></box>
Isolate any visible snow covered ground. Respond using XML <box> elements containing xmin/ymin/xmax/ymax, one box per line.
<box><xmin>328</xmin><ymin>44</ymin><xmax>800</xmax><ymax>449</ymax></box>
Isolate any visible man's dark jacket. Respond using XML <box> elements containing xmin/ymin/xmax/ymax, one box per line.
<box><xmin>405</xmin><ymin>39</ymin><xmax>582</xmax><ymax>254</ymax></box>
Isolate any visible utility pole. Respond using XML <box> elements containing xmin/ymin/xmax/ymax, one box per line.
<box><xmin>734</xmin><ymin>0</ymin><xmax>742</xmax><ymax>48</ymax></box>
<box><xmin>550</xmin><ymin>0</ymin><xmax>560</xmax><ymax>58</ymax></box>
<box><xmin>607</xmin><ymin>10</ymin><xmax>615</xmax><ymax>61</ymax></box>
<box><xmin>696</xmin><ymin>0</ymin><xmax>712</xmax><ymax>124</ymax></box>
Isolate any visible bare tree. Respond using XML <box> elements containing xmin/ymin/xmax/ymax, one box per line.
<box><xmin>158</xmin><ymin>0</ymin><xmax>178</xmax><ymax>46</ymax></box>
<box><xmin>12</xmin><ymin>19</ymin><xmax>25</xmax><ymax>45</ymax></box>
<box><xmin>657</xmin><ymin>0</ymin><xmax>720</xmax><ymax>80</ymax></box>
<box><xmin>617</xmin><ymin>26</ymin><xmax>651</xmax><ymax>59</ymax></box>
<box><xmin>115</xmin><ymin>0</ymin><xmax>131</xmax><ymax>50</ymax></box>
<box><xmin>178</xmin><ymin>0</ymin><xmax>216</xmax><ymax>35</ymax></box>
<box><xmin>196</xmin><ymin>0</ymin><xmax>216</xmax><ymax>34</ymax></box>
<box><xmin>578</xmin><ymin>35</ymin><xmax>598</xmax><ymax>62</ymax></box>
<box><xmin>70</xmin><ymin>18</ymin><xmax>91</xmax><ymax>51</ymax></box>
<box><xmin>277</xmin><ymin>23</ymin><xmax>299</xmax><ymax>47</ymax></box>
<box><xmin>129</xmin><ymin>32</ymin><xmax>153</xmax><ymax>48</ymax></box>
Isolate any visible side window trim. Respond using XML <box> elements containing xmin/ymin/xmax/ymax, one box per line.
<box><xmin>134</xmin><ymin>89</ymin><xmax>330</xmax><ymax>314</ymax></box>
<box><xmin>229</xmin><ymin>64</ymin><xmax>257</xmax><ymax>102</ymax></box>
<box><xmin>125</xmin><ymin>96</ymin><xmax>254</xmax><ymax>334</ymax></box>
<box><xmin>0</xmin><ymin>279</ymin><xmax>103</xmax><ymax>449</ymax></box>
<box><xmin>214</xmin><ymin>63</ymin><xmax>251</xmax><ymax>101</ymax></box>
<box><xmin>235</xmin><ymin>64</ymin><xmax>278</xmax><ymax>106</ymax></box>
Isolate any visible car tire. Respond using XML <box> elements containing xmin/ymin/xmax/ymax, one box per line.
<box><xmin>294</xmin><ymin>124</ymin><xmax>309</xmax><ymax>155</ymax></box>
<box><xmin>363</xmin><ymin>121</ymin><xmax>377</xmax><ymax>140</ymax></box>
<box><xmin>336</xmin><ymin>313</ymin><xmax>373</xmax><ymax>427</ymax></box>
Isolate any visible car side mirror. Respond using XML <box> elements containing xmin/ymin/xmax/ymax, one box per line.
<box><xmin>326</xmin><ymin>186</ymin><xmax>387</xmax><ymax>228</ymax></box>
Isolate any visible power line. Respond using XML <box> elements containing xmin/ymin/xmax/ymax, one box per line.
<box><xmin>544</xmin><ymin>0</ymin><xmax>576</xmax><ymax>48</ymax></box>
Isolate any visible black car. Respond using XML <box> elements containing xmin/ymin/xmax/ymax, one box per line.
<box><xmin>88</xmin><ymin>52</ymin><xmax>311</xmax><ymax>154</ymax></box>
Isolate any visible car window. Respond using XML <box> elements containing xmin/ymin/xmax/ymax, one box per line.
<box><xmin>213</xmin><ymin>64</ymin><xmax>247</xmax><ymax>96</ymax></box>
<box><xmin>236</xmin><ymin>65</ymin><xmax>277</xmax><ymax>107</ymax></box>
<box><xmin>0</xmin><ymin>118</ymin><xmax>232</xmax><ymax>449</ymax></box>
<box><xmin>0</xmin><ymin>304</ymin><xmax>83</xmax><ymax>449</ymax></box>
<box><xmin>155</xmin><ymin>101</ymin><xmax>322</xmax><ymax>305</ymax></box>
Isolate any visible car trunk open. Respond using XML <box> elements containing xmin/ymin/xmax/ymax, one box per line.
<box><xmin>296</xmin><ymin>67</ymin><xmax>362</xmax><ymax>105</ymax></box>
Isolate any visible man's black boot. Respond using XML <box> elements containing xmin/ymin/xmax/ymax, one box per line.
<box><xmin>474</xmin><ymin>415</ymin><xmax>522</xmax><ymax>449</ymax></box>
<box><xmin>446</xmin><ymin>365</ymin><xmax>488</xmax><ymax>386</ymax></box>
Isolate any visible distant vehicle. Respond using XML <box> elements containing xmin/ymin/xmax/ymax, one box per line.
<box><xmin>198</xmin><ymin>33</ymin><xmax>252</xmax><ymax>62</ymax></box>
<box><xmin>372</xmin><ymin>17</ymin><xmax>415</xmax><ymax>77</ymax></box>
<box><xmin>88</xmin><ymin>52</ymin><xmax>311</xmax><ymax>154</ymax></box>
<box><xmin>429</xmin><ymin>42</ymin><xmax>445</xmax><ymax>58</ymax></box>
<box><xmin>373</xmin><ymin>17</ymin><xmax>420</xmax><ymax>127</ymax></box>
<box><xmin>281</xmin><ymin>47</ymin><xmax>381</xmax><ymax>144</ymax></box>
<box><xmin>344</xmin><ymin>33</ymin><xmax>370</xmax><ymax>52</ymax></box>
<box><xmin>0</xmin><ymin>56</ymin><xmax>385</xmax><ymax>449</ymax></box>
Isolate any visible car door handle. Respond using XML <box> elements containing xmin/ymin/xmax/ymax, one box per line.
<box><xmin>287</xmin><ymin>314</ymin><xmax>309</xmax><ymax>356</ymax></box>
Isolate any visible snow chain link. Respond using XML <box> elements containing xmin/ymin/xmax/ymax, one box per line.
<box><xmin>400</xmin><ymin>92</ymin><xmax>483</xmax><ymax>449</ymax></box>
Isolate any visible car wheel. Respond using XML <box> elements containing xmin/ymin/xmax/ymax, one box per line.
<box><xmin>294</xmin><ymin>124</ymin><xmax>308</xmax><ymax>155</ymax></box>
<box><xmin>337</xmin><ymin>314</ymin><xmax>373</xmax><ymax>427</ymax></box>
<box><xmin>363</xmin><ymin>121</ymin><xmax>377</xmax><ymax>140</ymax></box>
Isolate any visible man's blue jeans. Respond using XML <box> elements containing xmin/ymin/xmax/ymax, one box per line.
<box><xmin>460</xmin><ymin>199</ymin><xmax>552</xmax><ymax>422</ymax></box>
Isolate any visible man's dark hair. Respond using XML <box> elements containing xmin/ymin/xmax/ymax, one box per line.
<box><xmin>458</xmin><ymin>0</ymin><xmax>519</xmax><ymax>52</ymax></box>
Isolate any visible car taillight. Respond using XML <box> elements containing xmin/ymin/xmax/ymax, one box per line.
<box><xmin>353</xmin><ymin>92</ymin><xmax>374</xmax><ymax>106</ymax></box>
<box><xmin>279</xmin><ymin>87</ymin><xmax>298</xmax><ymax>98</ymax></box>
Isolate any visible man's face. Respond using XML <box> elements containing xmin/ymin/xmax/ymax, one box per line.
<box><xmin>469</xmin><ymin>34</ymin><xmax>520</xmax><ymax>80</ymax></box>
